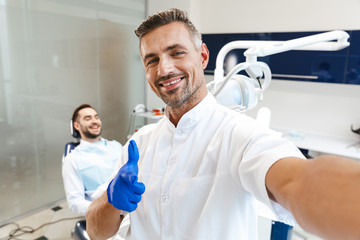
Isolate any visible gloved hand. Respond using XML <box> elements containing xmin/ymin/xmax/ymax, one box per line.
<box><xmin>107</xmin><ymin>140</ymin><xmax>145</xmax><ymax>212</ymax></box>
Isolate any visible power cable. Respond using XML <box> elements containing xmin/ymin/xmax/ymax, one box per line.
<box><xmin>0</xmin><ymin>216</ymin><xmax>83</xmax><ymax>240</ymax></box>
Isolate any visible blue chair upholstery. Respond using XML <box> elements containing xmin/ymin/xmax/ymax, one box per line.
<box><xmin>63</xmin><ymin>141</ymin><xmax>80</xmax><ymax>158</ymax></box>
<box><xmin>270</xmin><ymin>221</ymin><xmax>293</xmax><ymax>240</ymax></box>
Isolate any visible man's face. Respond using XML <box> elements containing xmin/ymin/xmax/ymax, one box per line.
<box><xmin>139</xmin><ymin>22</ymin><xmax>209</xmax><ymax>108</ymax></box>
<box><xmin>75</xmin><ymin>107</ymin><xmax>102</xmax><ymax>141</ymax></box>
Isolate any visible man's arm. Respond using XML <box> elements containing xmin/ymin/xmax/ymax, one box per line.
<box><xmin>266</xmin><ymin>155</ymin><xmax>360</xmax><ymax>240</ymax></box>
<box><xmin>86</xmin><ymin>193</ymin><xmax>124</xmax><ymax>239</ymax></box>
<box><xmin>62</xmin><ymin>156</ymin><xmax>91</xmax><ymax>216</ymax></box>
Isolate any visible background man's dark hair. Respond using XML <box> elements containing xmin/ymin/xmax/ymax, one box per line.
<box><xmin>72</xmin><ymin>104</ymin><xmax>94</xmax><ymax>124</ymax></box>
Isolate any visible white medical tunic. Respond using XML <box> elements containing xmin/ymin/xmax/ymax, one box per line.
<box><xmin>111</xmin><ymin>93</ymin><xmax>304</xmax><ymax>239</ymax></box>
<box><xmin>62</xmin><ymin>138</ymin><xmax>122</xmax><ymax>215</ymax></box>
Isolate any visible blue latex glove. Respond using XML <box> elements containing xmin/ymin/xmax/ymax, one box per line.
<box><xmin>107</xmin><ymin>140</ymin><xmax>145</xmax><ymax>212</ymax></box>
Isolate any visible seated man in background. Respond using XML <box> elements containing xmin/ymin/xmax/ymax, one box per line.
<box><xmin>62</xmin><ymin>104</ymin><xmax>123</xmax><ymax>216</ymax></box>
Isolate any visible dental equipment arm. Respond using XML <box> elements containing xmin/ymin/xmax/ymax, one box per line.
<box><xmin>213</xmin><ymin>30</ymin><xmax>349</xmax><ymax>82</ymax></box>
<box><xmin>244</xmin><ymin>30</ymin><xmax>350</xmax><ymax>63</ymax></box>
<box><xmin>208</xmin><ymin>30</ymin><xmax>350</xmax><ymax>111</ymax></box>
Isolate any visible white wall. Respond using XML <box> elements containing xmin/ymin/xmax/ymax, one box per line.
<box><xmin>193</xmin><ymin>0</ymin><xmax>360</xmax><ymax>33</ymax></box>
<box><xmin>147</xmin><ymin>0</ymin><xmax>360</xmax><ymax>140</ymax></box>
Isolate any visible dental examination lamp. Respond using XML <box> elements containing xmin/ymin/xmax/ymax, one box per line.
<box><xmin>206</xmin><ymin>30</ymin><xmax>350</xmax><ymax>112</ymax></box>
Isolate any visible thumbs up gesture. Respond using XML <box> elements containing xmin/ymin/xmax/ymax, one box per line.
<box><xmin>107</xmin><ymin>140</ymin><xmax>146</xmax><ymax>212</ymax></box>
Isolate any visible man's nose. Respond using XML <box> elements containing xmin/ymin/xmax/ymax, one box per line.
<box><xmin>91</xmin><ymin>117</ymin><xmax>100</xmax><ymax>124</ymax></box>
<box><xmin>157</xmin><ymin>57</ymin><xmax>174</xmax><ymax>77</ymax></box>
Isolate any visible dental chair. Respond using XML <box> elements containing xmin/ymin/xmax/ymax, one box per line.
<box><xmin>62</xmin><ymin>120</ymin><xmax>88</xmax><ymax>240</ymax></box>
<box><xmin>72</xmin><ymin>220</ymin><xmax>88</xmax><ymax>240</ymax></box>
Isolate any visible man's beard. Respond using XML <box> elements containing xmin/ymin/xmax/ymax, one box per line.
<box><xmin>159</xmin><ymin>79</ymin><xmax>202</xmax><ymax>108</ymax></box>
<box><xmin>81</xmin><ymin>126</ymin><xmax>101</xmax><ymax>139</ymax></box>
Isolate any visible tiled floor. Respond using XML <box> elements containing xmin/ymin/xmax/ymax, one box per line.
<box><xmin>0</xmin><ymin>200</ymin><xmax>84</xmax><ymax>240</ymax></box>
<box><xmin>0</xmin><ymin>200</ymin><xmax>322</xmax><ymax>240</ymax></box>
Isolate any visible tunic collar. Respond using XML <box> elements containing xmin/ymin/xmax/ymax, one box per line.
<box><xmin>164</xmin><ymin>92</ymin><xmax>217</xmax><ymax>130</ymax></box>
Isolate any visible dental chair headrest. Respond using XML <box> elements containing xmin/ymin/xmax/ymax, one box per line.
<box><xmin>70</xmin><ymin>120</ymin><xmax>81</xmax><ymax>139</ymax></box>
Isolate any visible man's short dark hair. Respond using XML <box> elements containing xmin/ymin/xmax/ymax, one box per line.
<box><xmin>134</xmin><ymin>8</ymin><xmax>202</xmax><ymax>49</ymax></box>
<box><xmin>71</xmin><ymin>104</ymin><xmax>94</xmax><ymax>123</ymax></box>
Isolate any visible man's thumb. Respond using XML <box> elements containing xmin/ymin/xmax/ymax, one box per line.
<box><xmin>128</xmin><ymin>140</ymin><xmax>139</xmax><ymax>165</ymax></box>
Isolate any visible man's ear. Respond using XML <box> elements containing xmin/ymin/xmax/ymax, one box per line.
<box><xmin>200</xmin><ymin>43</ymin><xmax>210</xmax><ymax>69</ymax></box>
<box><xmin>73</xmin><ymin>121</ymin><xmax>80</xmax><ymax>131</ymax></box>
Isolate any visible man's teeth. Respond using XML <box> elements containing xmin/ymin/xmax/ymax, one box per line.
<box><xmin>163</xmin><ymin>78</ymin><xmax>181</xmax><ymax>87</ymax></box>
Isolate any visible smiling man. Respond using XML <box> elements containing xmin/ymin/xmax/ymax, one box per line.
<box><xmin>62</xmin><ymin>104</ymin><xmax>123</xmax><ymax>216</ymax></box>
<box><xmin>73</xmin><ymin>105</ymin><xmax>102</xmax><ymax>142</ymax></box>
<box><xmin>86</xmin><ymin>9</ymin><xmax>360</xmax><ymax>240</ymax></box>
<box><xmin>140</xmin><ymin>21</ymin><xmax>208</xmax><ymax>125</ymax></box>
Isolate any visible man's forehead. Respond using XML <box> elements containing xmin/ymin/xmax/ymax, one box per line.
<box><xmin>79</xmin><ymin>108</ymin><xmax>97</xmax><ymax>117</ymax></box>
<box><xmin>139</xmin><ymin>22</ymin><xmax>193</xmax><ymax>56</ymax></box>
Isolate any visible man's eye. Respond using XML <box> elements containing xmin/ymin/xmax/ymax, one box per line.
<box><xmin>146</xmin><ymin>58</ymin><xmax>158</xmax><ymax>66</ymax></box>
<box><xmin>173</xmin><ymin>51</ymin><xmax>184</xmax><ymax>56</ymax></box>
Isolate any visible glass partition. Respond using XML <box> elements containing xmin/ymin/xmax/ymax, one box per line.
<box><xmin>0</xmin><ymin>0</ymin><xmax>146</xmax><ymax>223</ymax></box>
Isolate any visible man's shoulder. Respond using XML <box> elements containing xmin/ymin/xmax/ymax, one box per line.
<box><xmin>136</xmin><ymin>121</ymin><xmax>161</xmax><ymax>133</ymax></box>
<box><xmin>129</xmin><ymin>121</ymin><xmax>162</xmax><ymax>141</ymax></box>
<box><xmin>63</xmin><ymin>141</ymin><xmax>87</xmax><ymax>161</ymax></box>
<box><xmin>63</xmin><ymin>149</ymin><xmax>78</xmax><ymax>166</ymax></box>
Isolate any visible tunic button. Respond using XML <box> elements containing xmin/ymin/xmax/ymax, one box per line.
<box><xmin>161</xmin><ymin>195</ymin><xmax>169</xmax><ymax>202</ymax></box>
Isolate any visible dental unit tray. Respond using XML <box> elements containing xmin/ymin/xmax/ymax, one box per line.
<box><xmin>127</xmin><ymin>104</ymin><xmax>164</xmax><ymax>139</ymax></box>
